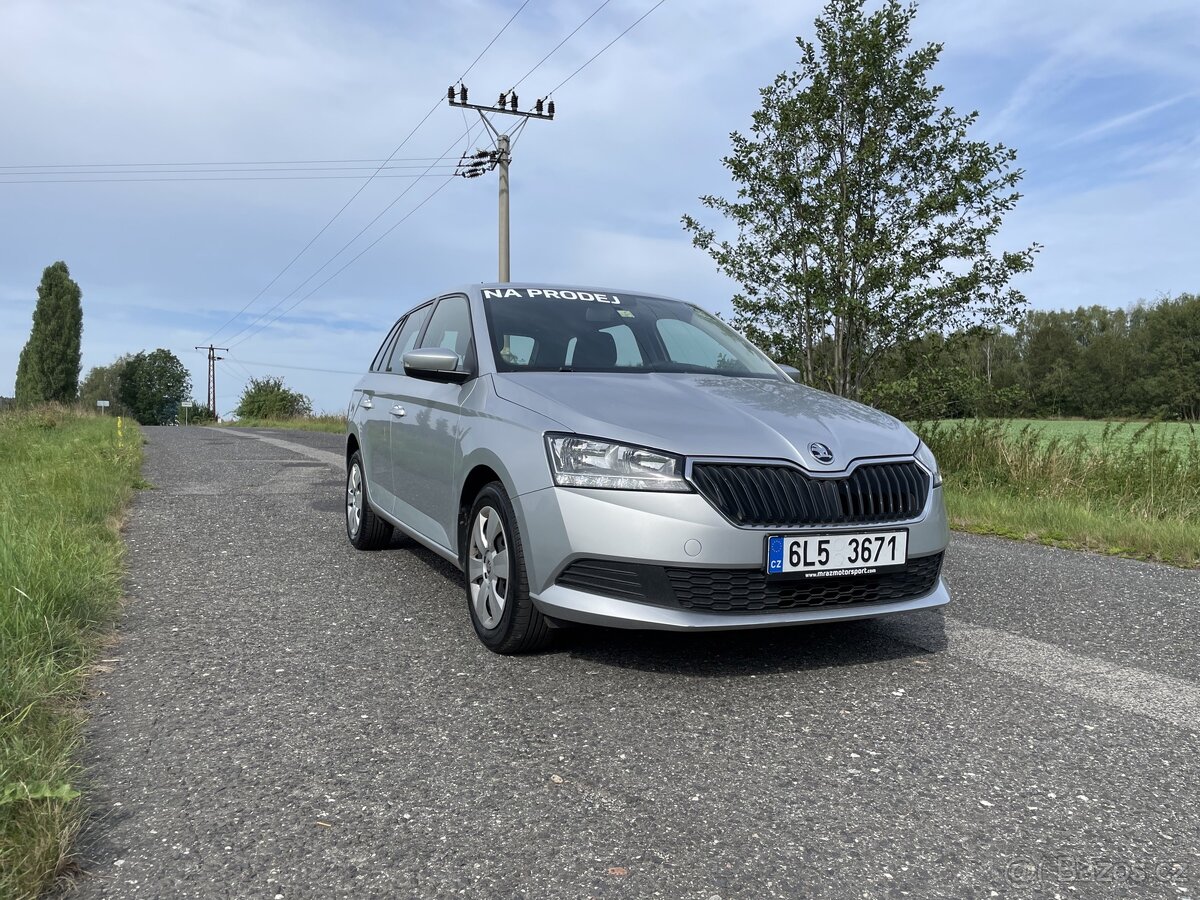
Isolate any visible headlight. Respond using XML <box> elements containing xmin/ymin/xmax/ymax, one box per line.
<box><xmin>545</xmin><ymin>435</ymin><xmax>690</xmax><ymax>492</ymax></box>
<box><xmin>915</xmin><ymin>440</ymin><xmax>943</xmax><ymax>487</ymax></box>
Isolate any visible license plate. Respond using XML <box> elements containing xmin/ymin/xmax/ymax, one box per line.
<box><xmin>766</xmin><ymin>531</ymin><xmax>908</xmax><ymax>578</ymax></box>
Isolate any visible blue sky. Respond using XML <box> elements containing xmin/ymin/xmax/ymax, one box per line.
<box><xmin>1</xmin><ymin>0</ymin><xmax>1197</xmax><ymax>414</ymax></box>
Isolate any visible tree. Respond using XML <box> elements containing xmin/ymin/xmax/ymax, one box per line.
<box><xmin>79</xmin><ymin>357</ymin><xmax>132</xmax><ymax>416</ymax></box>
<box><xmin>1130</xmin><ymin>294</ymin><xmax>1200</xmax><ymax>420</ymax></box>
<box><xmin>118</xmin><ymin>349</ymin><xmax>192</xmax><ymax>425</ymax></box>
<box><xmin>682</xmin><ymin>0</ymin><xmax>1039</xmax><ymax>400</ymax></box>
<box><xmin>14</xmin><ymin>261</ymin><xmax>84</xmax><ymax>404</ymax></box>
<box><xmin>235</xmin><ymin>376</ymin><xmax>312</xmax><ymax>419</ymax></box>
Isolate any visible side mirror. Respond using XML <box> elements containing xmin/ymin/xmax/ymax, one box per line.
<box><xmin>402</xmin><ymin>347</ymin><xmax>462</xmax><ymax>377</ymax></box>
<box><xmin>778</xmin><ymin>364</ymin><xmax>802</xmax><ymax>382</ymax></box>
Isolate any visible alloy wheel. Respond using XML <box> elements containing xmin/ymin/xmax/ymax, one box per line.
<box><xmin>346</xmin><ymin>464</ymin><xmax>363</xmax><ymax>538</ymax></box>
<box><xmin>467</xmin><ymin>506</ymin><xmax>509</xmax><ymax>629</ymax></box>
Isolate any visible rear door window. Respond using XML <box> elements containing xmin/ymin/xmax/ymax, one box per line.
<box><xmin>371</xmin><ymin>321</ymin><xmax>402</xmax><ymax>372</ymax></box>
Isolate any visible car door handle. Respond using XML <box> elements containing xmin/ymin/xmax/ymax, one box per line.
<box><xmin>360</xmin><ymin>395</ymin><xmax>373</xmax><ymax>410</ymax></box>
<box><xmin>390</xmin><ymin>405</ymin><xmax>406</xmax><ymax>418</ymax></box>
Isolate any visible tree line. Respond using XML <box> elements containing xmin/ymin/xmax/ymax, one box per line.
<box><xmin>7</xmin><ymin>259</ymin><xmax>312</xmax><ymax>423</ymax></box>
<box><xmin>9</xmin><ymin>260</ymin><xmax>207</xmax><ymax>424</ymax></box>
<box><xmin>862</xmin><ymin>293</ymin><xmax>1200</xmax><ymax>421</ymax></box>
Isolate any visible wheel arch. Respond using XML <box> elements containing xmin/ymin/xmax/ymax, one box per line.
<box><xmin>457</xmin><ymin>451</ymin><xmax>521</xmax><ymax>560</ymax></box>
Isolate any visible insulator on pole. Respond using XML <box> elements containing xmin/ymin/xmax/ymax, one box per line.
<box><xmin>461</xmin><ymin>85</ymin><xmax>468</xmax><ymax>103</ymax></box>
<box><xmin>535</xmin><ymin>98</ymin><xmax>544</xmax><ymax>115</ymax></box>
<box><xmin>448</xmin><ymin>85</ymin><xmax>455</xmax><ymax>101</ymax></box>
<box><xmin>498</xmin><ymin>92</ymin><xmax>506</xmax><ymax>107</ymax></box>
<box><xmin>547</xmin><ymin>99</ymin><xmax>555</xmax><ymax>118</ymax></box>
<box><xmin>510</xmin><ymin>93</ymin><xmax>518</xmax><ymax>111</ymax></box>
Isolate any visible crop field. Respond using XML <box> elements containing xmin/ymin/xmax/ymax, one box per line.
<box><xmin>0</xmin><ymin>407</ymin><xmax>142</xmax><ymax>899</ymax></box>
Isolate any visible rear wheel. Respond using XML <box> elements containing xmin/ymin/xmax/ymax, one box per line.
<box><xmin>464</xmin><ymin>482</ymin><xmax>551</xmax><ymax>654</ymax></box>
<box><xmin>346</xmin><ymin>450</ymin><xmax>393</xmax><ymax>550</ymax></box>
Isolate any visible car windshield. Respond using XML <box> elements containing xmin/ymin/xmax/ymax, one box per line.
<box><xmin>482</xmin><ymin>289</ymin><xmax>784</xmax><ymax>379</ymax></box>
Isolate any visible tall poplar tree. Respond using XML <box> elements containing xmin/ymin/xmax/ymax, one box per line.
<box><xmin>683</xmin><ymin>0</ymin><xmax>1039</xmax><ymax>400</ymax></box>
<box><xmin>14</xmin><ymin>261</ymin><xmax>84</xmax><ymax>404</ymax></box>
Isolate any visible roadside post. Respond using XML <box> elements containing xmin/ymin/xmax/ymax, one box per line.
<box><xmin>96</xmin><ymin>399</ymin><xmax>110</xmax><ymax>415</ymax></box>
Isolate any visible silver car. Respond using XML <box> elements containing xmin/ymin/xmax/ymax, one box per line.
<box><xmin>345</xmin><ymin>283</ymin><xmax>950</xmax><ymax>654</ymax></box>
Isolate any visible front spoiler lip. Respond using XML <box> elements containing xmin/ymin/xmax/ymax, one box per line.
<box><xmin>531</xmin><ymin>578</ymin><xmax>950</xmax><ymax>631</ymax></box>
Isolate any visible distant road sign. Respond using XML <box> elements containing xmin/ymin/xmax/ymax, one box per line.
<box><xmin>96</xmin><ymin>400</ymin><xmax>110</xmax><ymax>408</ymax></box>
<box><xmin>181</xmin><ymin>401</ymin><xmax>195</xmax><ymax>408</ymax></box>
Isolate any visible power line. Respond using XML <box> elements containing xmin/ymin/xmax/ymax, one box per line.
<box><xmin>1</xmin><ymin>172</ymin><xmax>459</xmax><ymax>185</ymax></box>
<box><xmin>201</xmin><ymin>0</ymin><xmax>533</xmax><ymax>347</ymax></box>
<box><xmin>225</xmin><ymin>355</ymin><xmax>363</xmax><ymax>376</ymax></box>
<box><xmin>0</xmin><ymin>157</ymin><xmax>456</xmax><ymax>169</ymax></box>
<box><xmin>218</xmin><ymin>354</ymin><xmax>257</xmax><ymax>383</ymax></box>
<box><xmin>548</xmin><ymin>0</ymin><xmax>669</xmax><ymax>95</ymax></box>
<box><xmin>229</xmin><ymin>172</ymin><xmax>458</xmax><ymax>352</ymax></box>
<box><xmin>220</xmin><ymin>120</ymin><xmax>481</xmax><ymax>348</ymax></box>
<box><xmin>2</xmin><ymin>164</ymin><xmax>461</xmax><ymax>176</ymax></box>
<box><xmin>511</xmin><ymin>0</ymin><xmax>614</xmax><ymax>90</ymax></box>
<box><xmin>227</xmin><ymin>0</ymin><xmax>654</xmax><ymax>348</ymax></box>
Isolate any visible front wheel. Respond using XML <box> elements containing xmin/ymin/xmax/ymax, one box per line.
<box><xmin>464</xmin><ymin>482</ymin><xmax>551</xmax><ymax>654</ymax></box>
<box><xmin>346</xmin><ymin>450</ymin><xmax>393</xmax><ymax>550</ymax></box>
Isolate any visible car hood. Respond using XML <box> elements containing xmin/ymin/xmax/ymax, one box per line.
<box><xmin>491</xmin><ymin>372</ymin><xmax>918</xmax><ymax>468</ymax></box>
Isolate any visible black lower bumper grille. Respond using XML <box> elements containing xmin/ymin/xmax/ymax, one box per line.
<box><xmin>556</xmin><ymin>552</ymin><xmax>943</xmax><ymax>614</ymax></box>
<box><xmin>690</xmin><ymin>460</ymin><xmax>929</xmax><ymax>528</ymax></box>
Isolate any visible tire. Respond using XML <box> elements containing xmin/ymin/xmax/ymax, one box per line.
<box><xmin>346</xmin><ymin>450</ymin><xmax>393</xmax><ymax>550</ymax></box>
<box><xmin>463</xmin><ymin>482</ymin><xmax>551</xmax><ymax>654</ymax></box>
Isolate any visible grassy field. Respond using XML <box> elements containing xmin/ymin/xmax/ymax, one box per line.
<box><xmin>215</xmin><ymin>414</ymin><xmax>346</xmax><ymax>434</ymax></box>
<box><xmin>937</xmin><ymin>418</ymin><xmax>1199</xmax><ymax>449</ymax></box>
<box><xmin>918</xmin><ymin>419</ymin><xmax>1200</xmax><ymax>567</ymax></box>
<box><xmin>0</xmin><ymin>407</ymin><xmax>142</xmax><ymax>899</ymax></box>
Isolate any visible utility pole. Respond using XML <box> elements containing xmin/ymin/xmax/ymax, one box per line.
<box><xmin>448</xmin><ymin>85</ymin><xmax>555</xmax><ymax>282</ymax></box>
<box><xmin>194</xmin><ymin>345</ymin><xmax>228</xmax><ymax>414</ymax></box>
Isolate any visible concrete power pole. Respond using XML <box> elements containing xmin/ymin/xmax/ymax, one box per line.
<box><xmin>194</xmin><ymin>344</ymin><xmax>228</xmax><ymax>413</ymax></box>
<box><xmin>448</xmin><ymin>85</ymin><xmax>554</xmax><ymax>282</ymax></box>
<box><xmin>497</xmin><ymin>133</ymin><xmax>510</xmax><ymax>282</ymax></box>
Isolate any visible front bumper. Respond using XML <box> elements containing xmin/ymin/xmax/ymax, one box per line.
<box><xmin>513</xmin><ymin>483</ymin><xmax>951</xmax><ymax>631</ymax></box>
<box><xmin>534</xmin><ymin>577</ymin><xmax>950</xmax><ymax>631</ymax></box>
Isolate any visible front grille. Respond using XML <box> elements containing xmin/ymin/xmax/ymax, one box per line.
<box><xmin>555</xmin><ymin>552</ymin><xmax>943</xmax><ymax>614</ymax></box>
<box><xmin>690</xmin><ymin>460</ymin><xmax>929</xmax><ymax>528</ymax></box>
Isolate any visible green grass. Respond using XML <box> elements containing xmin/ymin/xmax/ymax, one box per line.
<box><xmin>215</xmin><ymin>414</ymin><xmax>346</xmax><ymax>434</ymax></box>
<box><xmin>917</xmin><ymin>419</ymin><xmax>1200</xmax><ymax>567</ymax></box>
<box><xmin>925</xmin><ymin>418</ymin><xmax>1198</xmax><ymax>450</ymax></box>
<box><xmin>0</xmin><ymin>406</ymin><xmax>142</xmax><ymax>899</ymax></box>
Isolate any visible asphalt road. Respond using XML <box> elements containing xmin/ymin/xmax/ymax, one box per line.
<box><xmin>71</xmin><ymin>426</ymin><xmax>1199</xmax><ymax>899</ymax></box>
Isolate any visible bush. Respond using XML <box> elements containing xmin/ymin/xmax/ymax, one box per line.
<box><xmin>234</xmin><ymin>377</ymin><xmax>312</xmax><ymax>419</ymax></box>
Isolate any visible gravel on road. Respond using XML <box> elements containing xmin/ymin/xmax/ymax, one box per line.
<box><xmin>70</xmin><ymin>426</ymin><xmax>1199</xmax><ymax>899</ymax></box>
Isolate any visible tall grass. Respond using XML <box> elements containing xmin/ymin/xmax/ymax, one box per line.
<box><xmin>917</xmin><ymin>419</ymin><xmax>1200</xmax><ymax>566</ymax></box>
<box><xmin>0</xmin><ymin>406</ymin><xmax>142</xmax><ymax>899</ymax></box>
